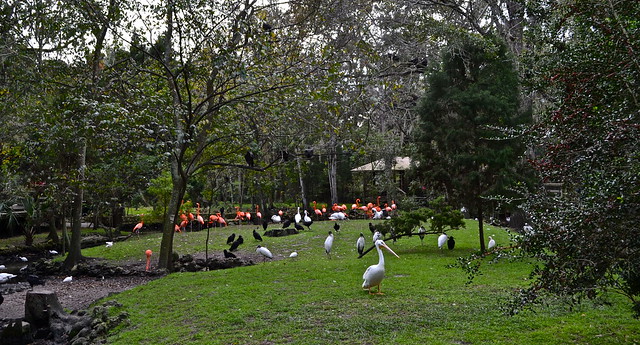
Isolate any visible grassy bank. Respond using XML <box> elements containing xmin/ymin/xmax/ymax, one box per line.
<box><xmin>84</xmin><ymin>219</ymin><xmax>638</xmax><ymax>344</ymax></box>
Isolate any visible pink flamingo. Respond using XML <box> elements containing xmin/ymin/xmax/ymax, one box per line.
<box><xmin>145</xmin><ymin>250</ymin><xmax>152</xmax><ymax>271</ymax></box>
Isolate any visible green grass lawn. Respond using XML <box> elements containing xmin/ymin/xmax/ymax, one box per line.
<box><xmin>79</xmin><ymin>219</ymin><xmax>639</xmax><ymax>344</ymax></box>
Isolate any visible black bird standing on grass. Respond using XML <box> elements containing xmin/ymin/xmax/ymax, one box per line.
<box><xmin>369</xmin><ymin>222</ymin><xmax>376</xmax><ymax>234</ymax></box>
<box><xmin>333</xmin><ymin>222</ymin><xmax>340</xmax><ymax>232</ymax></box>
<box><xmin>226</xmin><ymin>233</ymin><xmax>236</xmax><ymax>245</ymax></box>
<box><xmin>237</xmin><ymin>235</ymin><xmax>244</xmax><ymax>245</ymax></box>
<box><xmin>447</xmin><ymin>236</ymin><xmax>456</xmax><ymax>250</ymax></box>
<box><xmin>253</xmin><ymin>228</ymin><xmax>263</xmax><ymax>241</ymax></box>
<box><xmin>262</xmin><ymin>218</ymin><xmax>269</xmax><ymax>231</ymax></box>
<box><xmin>282</xmin><ymin>219</ymin><xmax>292</xmax><ymax>229</ymax></box>
<box><xmin>294</xmin><ymin>222</ymin><xmax>304</xmax><ymax>232</ymax></box>
<box><xmin>229</xmin><ymin>236</ymin><xmax>244</xmax><ymax>252</ymax></box>
<box><xmin>223</xmin><ymin>250</ymin><xmax>237</xmax><ymax>258</ymax></box>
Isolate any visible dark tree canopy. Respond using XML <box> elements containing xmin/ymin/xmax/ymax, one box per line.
<box><xmin>413</xmin><ymin>35</ymin><xmax>529</xmax><ymax>251</ymax></box>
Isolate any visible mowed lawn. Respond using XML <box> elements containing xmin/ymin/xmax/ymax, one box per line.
<box><xmin>81</xmin><ymin>219</ymin><xmax>639</xmax><ymax>344</ymax></box>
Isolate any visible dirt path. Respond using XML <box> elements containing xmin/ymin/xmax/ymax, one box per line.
<box><xmin>1</xmin><ymin>274</ymin><xmax>159</xmax><ymax>320</ymax></box>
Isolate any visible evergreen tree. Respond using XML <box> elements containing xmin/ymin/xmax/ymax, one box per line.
<box><xmin>413</xmin><ymin>36</ymin><xmax>529</xmax><ymax>251</ymax></box>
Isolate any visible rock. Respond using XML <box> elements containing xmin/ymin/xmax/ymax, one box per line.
<box><xmin>0</xmin><ymin>319</ymin><xmax>32</xmax><ymax>345</ymax></box>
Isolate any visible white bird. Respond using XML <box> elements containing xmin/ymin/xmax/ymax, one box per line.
<box><xmin>271</xmin><ymin>214</ymin><xmax>281</xmax><ymax>223</ymax></box>
<box><xmin>289</xmin><ymin>251</ymin><xmax>298</xmax><ymax>258</ymax></box>
<box><xmin>437</xmin><ymin>233</ymin><xmax>448</xmax><ymax>249</ymax></box>
<box><xmin>328</xmin><ymin>212</ymin><xmax>346</xmax><ymax>220</ymax></box>
<box><xmin>105</xmin><ymin>241</ymin><xmax>114</xmax><ymax>248</ymax></box>
<box><xmin>0</xmin><ymin>272</ymin><xmax>17</xmax><ymax>284</ymax></box>
<box><xmin>418</xmin><ymin>226</ymin><xmax>426</xmax><ymax>245</ymax></box>
<box><xmin>356</xmin><ymin>233</ymin><xmax>365</xmax><ymax>256</ymax></box>
<box><xmin>294</xmin><ymin>207</ymin><xmax>302</xmax><ymax>224</ymax></box>
<box><xmin>372</xmin><ymin>209</ymin><xmax>384</xmax><ymax>219</ymax></box>
<box><xmin>324</xmin><ymin>231</ymin><xmax>334</xmax><ymax>258</ymax></box>
<box><xmin>256</xmin><ymin>245</ymin><xmax>273</xmax><ymax>260</ymax></box>
<box><xmin>488</xmin><ymin>236</ymin><xmax>496</xmax><ymax>250</ymax></box>
<box><xmin>303</xmin><ymin>210</ymin><xmax>312</xmax><ymax>224</ymax></box>
<box><xmin>362</xmin><ymin>239</ymin><xmax>400</xmax><ymax>295</ymax></box>
<box><xmin>0</xmin><ymin>264</ymin><xmax>6</xmax><ymax>270</ymax></box>
<box><xmin>372</xmin><ymin>231</ymin><xmax>382</xmax><ymax>244</ymax></box>
<box><xmin>523</xmin><ymin>223</ymin><xmax>534</xmax><ymax>235</ymax></box>
<box><xmin>62</xmin><ymin>276</ymin><xmax>73</xmax><ymax>283</ymax></box>
<box><xmin>19</xmin><ymin>256</ymin><xmax>28</xmax><ymax>262</ymax></box>
<box><xmin>49</xmin><ymin>250</ymin><xmax>58</xmax><ymax>255</ymax></box>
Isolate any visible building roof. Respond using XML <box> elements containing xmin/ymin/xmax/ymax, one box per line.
<box><xmin>351</xmin><ymin>157</ymin><xmax>412</xmax><ymax>172</ymax></box>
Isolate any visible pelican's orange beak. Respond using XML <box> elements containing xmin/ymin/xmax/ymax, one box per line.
<box><xmin>381</xmin><ymin>243</ymin><xmax>400</xmax><ymax>258</ymax></box>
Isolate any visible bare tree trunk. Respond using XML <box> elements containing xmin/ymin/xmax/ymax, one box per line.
<box><xmin>478</xmin><ymin>203</ymin><xmax>486</xmax><ymax>253</ymax></box>
<box><xmin>296</xmin><ymin>158</ymin><xmax>308</xmax><ymax>210</ymax></box>
<box><xmin>327</xmin><ymin>136</ymin><xmax>338</xmax><ymax>205</ymax></box>
<box><xmin>64</xmin><ymin>137</ymin><xmax>86</xmax><ymax>270</ymax></box>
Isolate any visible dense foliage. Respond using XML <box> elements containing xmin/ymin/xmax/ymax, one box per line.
<box><xmin>513</xmin><ymin>0</ymin><xmax>640</xmax><ymax>316</ymax></box>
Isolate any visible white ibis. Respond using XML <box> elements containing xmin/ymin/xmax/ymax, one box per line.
<box><xmin>62</xmin><ymin>276</ymin><xmax>73</xmax><ymax>283</ymax></box>
<box><xmin>105</xmin><ymin>241</ymin><xmax>114</xmax><ymax>248</ymax></box>
<box><xmin>437</xmin><ymin>233</ymin><xmax>448</xmax><ymax>249</ymax></box>
<box><xmin>418</xmin><ymin>226</ymin><xmax>426</xmax><ymax>245</ymax></box>
<box><xmin>271</xmin><ymin>214</ymin><xmax>281</xmax><ymax>223</ymax></box>
<box><xmin>328</xmin><ymin>212</ymin><xmax>346</xmax><ymax>220</ymax></box>
<box><xmin>488</xmin><ymin>236</ymin><xmax>496</xmax><ymax>249</ymax></box>
<box><xmin>362</xmin><ymin>239</ymin><xmax>400</xmax><ymax>295</ymax></box>
<box><xmin>256</xmin><ymin>245</ymin><xmax>273</xmax><ymax>260</ymax></box>
<box><xmin>356</xmin><ymin>233</ymin><xmax>365</xmax><ymax>256</ymax></box>
<box><xmin>294</xmin><ymin>207</ymin><xmax>302</xmax><ymax>224</ymax></box>
<box><xmin>19</xmin><ymin>256</ymin><xmax>28</xmax><ymax>262</ymax></box>
<box><xmin>49</xmin><ymin>250</ymin><xmax>58</xmax><ymax>255</ymax></box>
<box><xmin>289</xmin><ymin>251</ymin><xmax>298</xmax><ymax>258</ymax></box>
<box><xmin>324</xmin><ymin>231</ymin><xmax>334</xmax><ymax>258</ymax></box>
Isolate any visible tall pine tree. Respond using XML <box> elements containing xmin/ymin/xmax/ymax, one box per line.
<box><xmin>413</xmin><ymin>36</ymin><xmax>529</xmax><ymax>252</ymax></box>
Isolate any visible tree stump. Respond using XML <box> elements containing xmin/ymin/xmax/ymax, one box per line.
<box><xmin>24</xmin><ymin>290</ymin><xmax>66</xmax><ymax>329</ymax></box>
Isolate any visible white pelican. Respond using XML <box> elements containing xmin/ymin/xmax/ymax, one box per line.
<box><xmin>324</xmin><ymin>231</ymin><xmax>334</xmax><ymax>258</ymax></box>
<box><xmin>362</xmin><ymin>239</ymin><xmax>400</xmax><ymax>295</ymax></box>
<box><xmin>488</xmin><ymin>236</ymin><xmax>496</xmax><ymax>249</ymax></box>
<box><xmin>256</xmin><ymin>245</ymin><xmax>273</xmax><ymax>260</ymax></box>
<box><xmin>62</xmin><ymin>276</ymin><xmax>73</xmax><ymax>283</ymax></box>
<box><xmin>295</xmin><ymin>207</ymin><xmax>302</xmax><ymax>224</ymax></box>
<box><xmin>0</xmin><ymin>272</ymin><xmax>17</xmax><ymax>284</ymax></box>
<box><xmin>418</xmin><ymin>226</ymin><xmax>426</xmax><ymax>245</ymax></box>
<box><xmin>356</xmin><ymin>233</ymin><xmax>365</xmax><ymax>256</ymax></box>
<box><xmin>372</xmin><ymin>231</ymin><xmax>382</xmax><ymax>244</ymax></box>
<box><xmin>437</xmin><ymin>233</ymin><xmax>448</xmax><ymax>249</ymax></box>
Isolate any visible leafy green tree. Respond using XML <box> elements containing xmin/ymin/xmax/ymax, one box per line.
<box><xmin>513</xmin><ymin>0</ymin><xmax>640</xmax><ymax>316</ymax></box>
<box><xmin>413</xmin><ymin>35</ymin><xmax>529</xmax><ymax>252</ymax></box>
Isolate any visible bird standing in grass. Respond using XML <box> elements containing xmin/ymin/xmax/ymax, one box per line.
<box><xmin>373</xmin><ymin>231</ymin><xmax>382</xmax><ymax>244</ymax></box>
<box><xmin>324</xmin><ymin>231</ymin><xmax>334</xmax><ymax>258</ymax></box>
<box><xmin>333</xmin><ymin>222</ymin><xmax>340</xmax><ymax>233</ymax></box>
<box><xmin>253</xmin><ymin>228</ymin><xmax>263</xmax><ymax>241</ymax></box>
<box><xmin>256</xmin><ymin>245</ymin><xmax>273</xmax><ymax>260</ymax></box>
<box><xmin>63</xmin><ymin>276</ymin><xmax>73</xmax><ymax>283</ymax></box>
<box><xmin>223</xmin><ymin>250</ymin><xmax>237</xmax><ymax>258</ymax></box>
<box><xmin>447</xmin><ymin>236</ymin><xmax>456</xmax><ymax>250</ymax></box>
<box><xmin>418</xmin><ymin>226</ymin><xmax>426</xmax><ymax>245</ymax></box>
<box><xmin>294</xmin><ymin>222</ymin><xmax>304</xmax><ymax>232</ymax></box>
<box><xmin>289</xmin><ymin>251</ymin><xmax>298</xmax><ymax>258</ymax></box>
<box><xmin>437</xmin><ymin>233</ymin><xmax>448</xmax><ymax>249</ymax></box>
<box><xmin>227</xmin><ymin>233</ymin><xmax>236</xmax><ymax>245</ymax></box>
<box><xmin>295</xmin><ymin>207</ymin><xmax>302</xmax><ymax>224</ymax></box>
<box><xmin>356</xmin><ymin>233</ymin><xmax>365</xmax><ymax>256</ymax></box>
<box><xmin>303</xmin><ymin>210</ymin><xmax>313</xmax><ymax>230</ymax></box>
<box><xmin>362</xmin><ymin>239</ymin><xmax>400</xmax><ymax>295</ymax></box>
<box><xmin>282</xmin><ymin>219</ymin><xmax>292</xmax><ymax>229</ymax></box>
<box><xmin>369</xmin><ymin>222</ymin><xmax>376</xmax><ymax>234</ymax></box>
<box><xmin>488</xmin><ymin>236</ymin><xmax>496</xmax><ymax>250</ymax></box>
<box><xmin>105</xmin><ymin>241</ymin><xmax>113</xmax><ymax>248</ymax></box>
